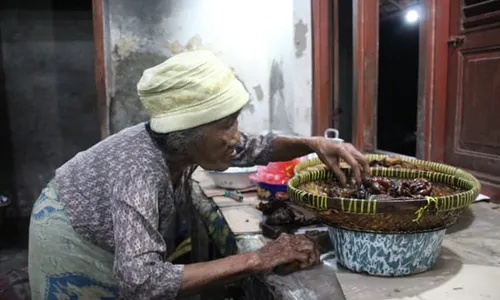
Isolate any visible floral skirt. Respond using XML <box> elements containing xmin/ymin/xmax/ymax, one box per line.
<box><xmin>28</xmin><ymin>180</ymin><xmax>238</xmax><ymax>299</ymax></box>
<box><xmin>28</xmin><ymin>180</ymin><xmax>119</xmax><ymax>299</ymax></box>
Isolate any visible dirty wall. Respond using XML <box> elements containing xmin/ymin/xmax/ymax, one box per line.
<box><xmin>0</xmin><ymin>0</ymin><xmax>100</xmax><ymax>216</ymax></box>
<box><xmin>103</xmin><ymin>0</ymin><xmax>313</xmax><ymax>136</ymax></box>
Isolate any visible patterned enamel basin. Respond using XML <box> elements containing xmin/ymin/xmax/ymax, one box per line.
<box><xmin>328</xmin><ymin>226</ymin><xmax>445</xmax><ymax>276</ymax></box>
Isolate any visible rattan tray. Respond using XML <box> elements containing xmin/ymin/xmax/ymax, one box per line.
<box><xmin>294</xmin><ymin>154</ymin><xmax>481</xmax><ymax>195</ymax></box>
<box><xmin>287</xmin><ymin>168</ymin><xmax>479</xmax><ymax>232</ymax></box>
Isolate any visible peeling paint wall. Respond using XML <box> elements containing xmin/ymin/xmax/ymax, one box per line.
<box><xmin>104</xmin><ymin>0</ymin><xmax>312</xmax><ymax>136</ymax></box>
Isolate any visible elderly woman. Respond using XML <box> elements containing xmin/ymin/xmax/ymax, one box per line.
<box><xmin>28</xmin><ymin>50</ymin><xmax>369</xmax><ymax>299</ymax></box>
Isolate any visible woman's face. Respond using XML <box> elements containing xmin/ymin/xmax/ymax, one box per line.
<box><xmin>191</xmin><ymin>113</ymin><xmax>240</xmax><ymax>171</ymax></box>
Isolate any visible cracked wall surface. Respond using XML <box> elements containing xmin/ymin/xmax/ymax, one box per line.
<box><xmin>104</xmin><ymin>0</ymin><xmax>313</xmax><ymax>136</ymax></box>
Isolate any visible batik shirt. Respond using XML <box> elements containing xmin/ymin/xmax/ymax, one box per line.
<box><xmin>54</xmin><ymin>122</ymin><xmax>274</xmax><ymax>299</ymax></box>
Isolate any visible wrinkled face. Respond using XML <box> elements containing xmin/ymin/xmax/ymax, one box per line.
<box><xmin>190</xmin><ymin>111</ymin><xmax>241</xmax><ymax>171</ymax></box>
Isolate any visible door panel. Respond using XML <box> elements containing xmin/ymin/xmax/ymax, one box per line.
<box><xmin>352</xmin><ymin>0</ymin><xmax>378</xmax><ymax>151</ymax></box>
<box><xmin>445</xmin><ymin>0</ymin><xmax>500</xmax><ymax>186</ymax></box>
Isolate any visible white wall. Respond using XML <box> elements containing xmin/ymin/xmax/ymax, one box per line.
<box><xmin>105</xmin><ymin>0</ymin><xmax>313</xmax><ymax>136</ymax></box>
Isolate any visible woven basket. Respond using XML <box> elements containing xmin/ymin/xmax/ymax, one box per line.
<box><xmin>287</xmin><ymin>168</ymin><xmax>479</xmax><ymax>232</ymax></box>
<box><xmin>294</xmin><ymin>154</ymin><xmax>481</xmax><ymax>196</ymax></box>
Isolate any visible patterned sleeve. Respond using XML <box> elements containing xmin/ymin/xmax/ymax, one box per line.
<box><xmin>111</xmin><ymin>171</ymin><xmax>183</xmax><ymax>299</ymax></box>
<box><xmin>231</xmin><ymin>131</ymin><xmax>276</xmax><ymax>167</ymax></box>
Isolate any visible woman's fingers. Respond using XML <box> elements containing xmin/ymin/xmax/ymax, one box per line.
<box><xmin>257</xmin><ymin>233</ymin><xmax>321</xmax><ymax>274</ymax></box>
<box><xmin>330</xmin><ymin>162</ymin><xmax>347</xmax><ymax>186</ymax></box>
<box><xmin>335</xmin><ymin>147</ymin><xmax>361</xmax><ymax>184</ymax></box>
<box><xmin>293</xmin><ymin>235</ymin><xmax>321</xmax><ymax>268</ymax></box>
<box><xmin>315</xmin><ymin>141</ymin><xmax>370</xmax><ymax>185</ymax></box>
<box><xmin>345</xmin><ymin>143</ymin><xmax>370</xmax><ymax>177</ymax></box>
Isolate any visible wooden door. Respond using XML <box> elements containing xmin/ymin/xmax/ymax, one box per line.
<box><xmin>352</xmin><ymin>0</ymin><xmax>379</xmax><ymax>150</ymax></box>
<box><xmin>311</xmin><ymin>0</ymin><xmax>335</xmax><ymax>136</ymax></box>
<box><xmin>445</xmin><ymin>0</ymin><xmax>500</xmax><ymax>195</ymax></box>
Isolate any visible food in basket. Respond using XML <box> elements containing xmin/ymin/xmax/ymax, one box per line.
<box><xmin>298</xmin><ymin>161</ymin><xmax>350</xmax><ymax>173</ymax></box>
<box><xmin>369</xmin><ymin>155</ymin><xmax>432</xmax><ymax>171</ymax></box>
<box><xmin>299</xmin><ymin>176</ymin><xmax>464</xmax><ymax>200</ymax></box>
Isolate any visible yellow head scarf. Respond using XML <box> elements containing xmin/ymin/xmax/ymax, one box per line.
<box><xmin>137</xmin><ymin>50</ymin><xmax>249</xmax><ymax>133</ymax></box>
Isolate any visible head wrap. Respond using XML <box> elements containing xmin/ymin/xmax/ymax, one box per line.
<box><xmin>137</xmin><ymin>50</ymin><xmax>249</xmax><ymax>133</ymax></box>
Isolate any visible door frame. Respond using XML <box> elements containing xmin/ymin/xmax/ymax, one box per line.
<box><xmin>311</xmin><ymin>0</ymin><xmax>379</xmax><ymax>145</ymax></box>
<box><xmin>352</xmin><ymin>0</ymin><xmax>379</xmax><ymax>150</ymax></box>
<box><xmin>311</xmin><ymin>0</ymin><xmax>337</xmax><ymax>136</ymax></box>
<box><xmin>92</xmin><ymin>0</ymin><xmax>109</xmax><ymax>139</ymax></box>
<box><xmin>417</xmin><ymin>0</ymin><xmax>450</xmax><ymax>162</ymax></box>
<box><xmin>311</xmin><ymin>0</ymin><xmax>379</xmax><ymax>148</ymax></box>
<box><xmin>310</xmin><ymin>0</ymin><xmax>450</xmax><ymax>159</ymax></box>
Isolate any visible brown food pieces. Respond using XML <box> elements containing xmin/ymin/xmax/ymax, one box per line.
<box><xmin>398</xmin><ymin>178</ymin><xmax>432</xmax><ymax>198</ymax></box>
<box><xmin>257</xmin><ymin>201</ymin><xmax>297</xmax><ymax>225</ymax></box>
<box><xmin>257</xmin><ymin>201</ymin><xmax>287</xmax><ymax>215</ymax></box>
<box><xmin>369</xmin><ymin>156</ymin><xmax>432</xmax><ymax>171</ymax></box>
<box><xmin>266</xmin><ymin>207</ymin><xmax>295</xmax><ymax>225</ymax></box>
<box><xmin>302</xmin><ymin>176</ymin><xmax>461</xmax><ymax>200</ymax></box>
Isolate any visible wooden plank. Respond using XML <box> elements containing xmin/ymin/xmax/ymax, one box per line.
<box><xmin>332</xmin><ymin>0</ymin><xmax>341</xmax><ymax>130</ymax></box>
<box><xmin>312</xmin><ymin>0</ymin><xmax>333</xmax><ymax>136</ymax></box>
<box><xmin>353</xmin><ymin>0</ymin><xmax>379</xmax><ymax>150</ymax></box>
<box><xmin>92</xmin><ymin>0</ymin><xmax>109</xmax><ymax>139</ymax></box>
<box><xmin>418</xmin><ymin>0</ymin><xmax>450</xmax><ymax>162</ymax></box>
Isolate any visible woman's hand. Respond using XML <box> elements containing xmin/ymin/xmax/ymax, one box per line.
<box><xmin>309</xmin><ymin>139</ymin><xmax>370</xmax><ymax>186</ymax></box>
<box><xmin>252</xmin><ymin>233</ymin><xmax>320</xmax><ymax>274</ymax></box>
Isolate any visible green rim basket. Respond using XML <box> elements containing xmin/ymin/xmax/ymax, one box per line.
<box><xmin>287</xmin><ymin>167</ymin><xmax>479</xmax><ymax>232</ymax></box>
<box><xmin>294</xmin><ymin>154</ymin><xmax>481</xmax><ymax>196</ymax></box>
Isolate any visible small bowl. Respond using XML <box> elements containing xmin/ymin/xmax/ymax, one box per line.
<box><xmin>256</xmin><ymin>181</ymin><xmax>289</xmax><ymax>200</ymax></box>
<box><xmin>205</xmin><ymin>166</ymin><xmax>257</xmax><ymax>189</ymax></box>
<box><xmin>328</xmin><ymin>226</ymin><xmax>446</xmax><ymax>276</ymax></box>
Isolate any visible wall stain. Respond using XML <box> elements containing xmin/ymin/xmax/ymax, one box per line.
<box><xmin>253</xmin><ymin>84</ymin><xmax>264</xmax><ymax>101</ymax></box>
<box><xmin>166</xmin><ymin>40</ymin><xmax>185</xmax><ymax>55</ymax></box>
<box><xmin>110</xmin><ymin>52</ymin><xmax>168</xmax><ymax>133</ymax></box>
<box><xmin>234</xmin><ymin>73</ymin><xmax>255</xmax><ymax>114</ymax></box>
<box><xmin>243</xmin><ymin>101</ymin><xmax>255</xmax><ymax>114</ymax></box>
<box><xmin>186</xmin><ymin>35</ymin><xmax>203</xmax><ymax>50</ymax></box>
<box><xmin>294</xmin><ymin>19</ymin><xmax>308</xmax><ymax>58</ymax></box>
<box><xmin>112</xmin><ymin>37</ymin><xmax>140</xmax><ymax>61</ymax></box>
<box><xmin>269</xmin><ymin>59</ymin><xmax>292</xmax><ymax>132</ymax></box>
<box><xmin>166</xmin><ymin>35</ymin><xmax>204</xmax><ymax>54</ymax></box>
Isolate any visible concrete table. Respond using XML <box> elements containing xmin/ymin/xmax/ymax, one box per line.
<box><xmin>192</xmin><ymin>168</ymin><xmax>500</xmax><ymax>300</ymax></box>
<box><xmin>191</xmin><ymin>170</ymin><xmax>346</xmax><ymax>300</ymax></box>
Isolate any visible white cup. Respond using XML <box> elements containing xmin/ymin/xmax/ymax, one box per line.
<box><xmin>324</xmin><ymin>128</ymin><xmax>344</xmax><ymax>143</ymax></box>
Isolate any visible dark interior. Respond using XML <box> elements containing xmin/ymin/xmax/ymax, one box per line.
<box><xmin>377</xmin><ymin>10</ymin><xmax>420</xmax><ymax>156</ymax></box>
<box><xmin>0</xmin><ymin>0</ymin><xmax>99</xmax><ymax>245</ymax></box>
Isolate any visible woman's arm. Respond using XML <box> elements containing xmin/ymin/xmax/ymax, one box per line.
<box><xmin>233</xmin><ymin>131</ymin><xmax>369</xmax><ymax>185</ymax></box>
<box><xmin>180</xmin><ymin>232</ymin><xmax>319</xmax><ymax>296</ymax></box>
<box><xmin>179</xmin><ymin>252</ymin><xmax>259</xmax><ymax>294</ymax></box>
<box><xmin>112</xmin><ymin>172</ymin><xmax>319</xmax><ymax>298</ymax></box>
<box><xmin>231</xmin><ymin>132</ymin><xmax>276</xmax><ymax>167</ymax></box>
<box><xmin>231</xmin><ymin>132</ymin><xmax>317</xmax><ymax>166</ymax></box>
<box><xmin>111</xmin><ymin>174</ymin><xmax>183</xmax><ymax>299</ymax></box>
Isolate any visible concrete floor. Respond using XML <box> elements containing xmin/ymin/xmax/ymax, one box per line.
<box><xmin>336</xmin><ymin>201</ymin><xmax>500</xmax><ymax>300</ymax></box>
<box><xmin>0</xmin><ymin>248</ymin><xmax>28</xmax><ymax>274</ymax></box>
<box><xmin>0</xmin><ymin>217</ymin><xmax>29</xmax><ymax>275</ymax></box>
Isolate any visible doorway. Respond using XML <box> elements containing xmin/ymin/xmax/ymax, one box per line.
<box><xmin>377</xmin><ymin>0</ymin><xmax>420</xmax><ymax>157</ymax></box>
<box><xmin>0</xmin><ymin>0</ymin><xmax>100</xmax><ymax>219</ymax></box>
